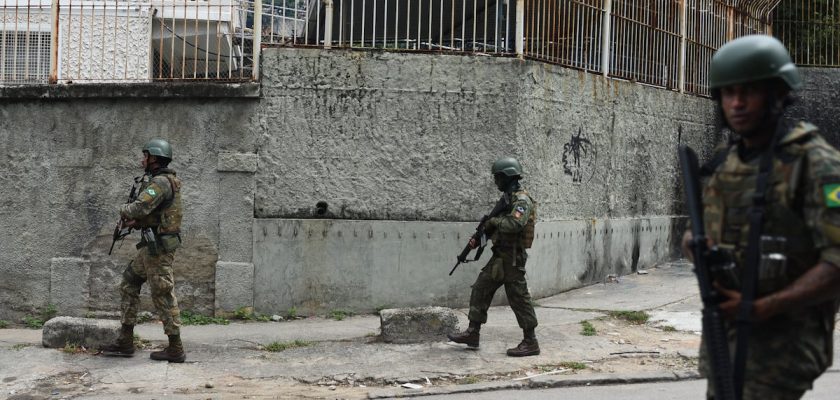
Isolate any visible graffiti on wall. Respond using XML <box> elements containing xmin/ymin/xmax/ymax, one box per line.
<box><xmin>562</xmin><ymin>128</ymin><xmax>597</xmax><ymax>183</ymax></box>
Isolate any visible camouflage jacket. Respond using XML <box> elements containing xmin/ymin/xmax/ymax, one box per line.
<box><xmin>119</xmin><ymin>168</ymin><xmax>183</xmax><ymax>235</ymax></box>
<box><xmin>486</xmin><ymin>189</ymin><xmax>537</xmax><ymax>251</ymax></box>
<box><xmin>700</xmin><ymin>121</ymin><xmax>840</xmax><ymax>390</ymax></box>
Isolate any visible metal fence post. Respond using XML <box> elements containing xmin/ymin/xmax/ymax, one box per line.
<box><xmin>324</xmin><ymin>0</ymin><xmax>334</xmax><ymax>49</ymax></box>
<box><xmin>601</xmin><ymin>0</ymin><xmax>612</xmax><ymax>77</ymax></box>
<box><xmin>515</xmin><ymin>0</ymin><xmax>525</xmax><ymax>58</ymax></box>
<box><xmin>49</xmin><ymin>0</ymin><xmax>60</xmax><ymax>84</ymax></box>
<box><xmin>678</xmin><ymin>0</ymin><xmax>687</xmax><ymax>93</ymax></box>
<box><xmin>253</xmin><ymin>0</ymin><xmax>263</xmax><ymax>81</ymax></box>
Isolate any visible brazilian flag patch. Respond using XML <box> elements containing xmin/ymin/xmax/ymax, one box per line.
<box><xmin>146</xmin><ymin>188</ymin><xmax>157</xmax><ymax>197</ymax></box>
<box><xmin>823</xmin><ymin>184</ymin><xmax>840</xmax><ymax>208</ymax></box>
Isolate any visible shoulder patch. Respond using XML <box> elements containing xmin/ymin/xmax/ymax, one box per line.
<box><xmin>823</xmin><ymin>184</ymin><xmax>840</xmax><ymax>208</ymax></box>
<box><xmin>146</xmin><ymin>188</ymin><xmax>157</xmax><ymax>197</ymax></box>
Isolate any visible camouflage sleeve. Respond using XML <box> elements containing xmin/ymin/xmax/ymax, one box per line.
<box><xmin>491</xmin><ymin>194</ymin><xmax>533</xmax><ymax>234</ymax></box>
<box><xmin>119</xmin><ymin>176</ymin><xmax>172</xmax><ymax>220</ymax></box>
<box><xmin>803</xmin><ymin>143</ymin><xmax>840</xmax><ymax>268</ymax></box>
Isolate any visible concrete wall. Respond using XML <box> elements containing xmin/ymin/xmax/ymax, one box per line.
<box><xmin>789</xmin><ymin>68</ymin><xmax>840</xmax><ymax>148</ymax></box>
<box><xmin>0</xmin><ymin>48</ymin><xmax>722</xmax><ymax>321</ymax></box>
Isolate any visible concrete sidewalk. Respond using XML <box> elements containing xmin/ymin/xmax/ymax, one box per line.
<box><xmin>1</xmin><ymin>261</ymin><xmax>830</xmax><ymax>399</ymax></box>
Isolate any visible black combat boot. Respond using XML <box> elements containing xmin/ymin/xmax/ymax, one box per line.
<box><xmin>101</xmin><ymin>324</ymin><xmax>135</xmax><ymax>357</ymax></box>
<box><xmin>447</xmin><ymin>321</ymin><xmax>481</xmax><ymax>348</ymax></box>
<box><xmin>506</xmin><ymin>328</ymin><xmax>540</xmax><ymax>357</ymax></box>
<box><xmin>150</xmin><ymin>334</ymin><xmax>186</xmax><ymax>363</ymax></box>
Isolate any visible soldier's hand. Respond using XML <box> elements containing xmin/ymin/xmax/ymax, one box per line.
<box><xmin>468</xmin><ymin>238</ymin><xmax>478</xmax><ymax>249</ymax></box>
<box><xmin>714</xmin><ymin>281</ymin><xmax>744</xmax><ymax>320</ymax></box>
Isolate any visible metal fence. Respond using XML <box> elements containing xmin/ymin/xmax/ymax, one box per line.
<box><xmin>4</xmin><ymin>0</ymin><xmax>831</xmax><ymax>93</ymax></box>
<box><xmin>773</xmin><ymin>0</ymin><xmax>840</xmax><ymax>66</ymax></box>
<box><xmin>0</xmin><ymin>0</ymin><xmax>255</xmax><ymax>85</ymax></box>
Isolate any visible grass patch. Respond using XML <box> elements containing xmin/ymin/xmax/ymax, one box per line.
<box><xmin>22</xmin><ymin>304</ymin><xmax>60</xmax><ymax>329</ymax></box>
<box><xmin>12</xmin><ymin>344</ymin><xmax>30</xmax><ymax>351</ymax></box>
<box><xmin>263</xmin><ymin>340</ymin><xmax>312</xmax><ymax>352</ymax></box>
<box><xmin>608</xmin><ymin>310</ymin><xmax>650</xmax><ymax>325</ymax></box>
<box><xmin>328</xmin><ymin>309</ymin><xmax>354</xmax><ymax>321</ymax></box>
<box><xmin>61</xmin><ymin>342</ymin><xmax>87</xmax><ymax>354</ymax></box>
<box><xmin>460</xmin><ymin>376</ymin><xmax>481</xmax><ymax>385</ymax></box>
<box><xmin>0</xmin><ymin>320</ymin><xmax>8</xmax><ymax>329</ymax></box>
<box><xmin>232</xmin><ymin>306</ymin><xmax>272</xmax><ymax>322</ymax></box>
<box><xmin>286</xmin><ymin>306</ymin><xmax>298</xmax><ymax>319</ymax></box>
<box><xmin>374</xmin><ymin>305</ymin><xmax>390</xmax><ymax>316</ymax></box>
<box><xmin>180</xmin><ymin>310</ymin><xmax>229</xmax><ymax>326</ymax></box>
<box><xmin>660</xmin><ymin>325</ymin><xmax>677</xmax><ymax>332</ymax></box>
<box><xmin>558</xmin><ymin>361</ymin><xmax>587</xmax><ymax>370</ymax></box>
<box><xmin>580</xmin><ymin>320</ymin><xmax>597</xmax><ymax>336</ymax></box>
<box><xmin>133</xmin><ymin>334</ymin><xmax>151</xmax><ymax>349</ymax></box>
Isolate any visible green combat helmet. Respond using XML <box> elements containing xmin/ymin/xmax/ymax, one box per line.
<box><xmin>142</xmin><ymin>138</ymin><xmax>173</xmax><ymax>160</ymax></box>
<box><xmin>492</xmin><ymin>157</ymin><xmax>523</xmax><ymax>177</ymax></box>
<box><xmin>709</xmin><ymin>34</ymin><xmax>802</xmax><ymax>91</ymax></box>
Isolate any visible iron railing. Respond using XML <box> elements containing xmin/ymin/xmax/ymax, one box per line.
<box><xmin>773</xmin><ymin>0</ymin><xmax>840</xmax><ymax>66</ymax></box>
<box><xmin>0</xmin><ymin>0</ymin><xmax>255</xmax><ymax>84</ymax></box>
<box><xmin>4</xmin><ymin>0</ymin><xmax>831</xmax><ymax>95</ymax></box>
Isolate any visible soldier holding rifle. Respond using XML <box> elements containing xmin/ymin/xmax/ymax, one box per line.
<box><xmin>448</xmin><ymin>157</ymin><xmax>540</xmax><ymax>357</ymax></box>
<box><xmin>681</xmin><ymin>35</ymin><xmax>840</xmax><ymax>399</ymax></box>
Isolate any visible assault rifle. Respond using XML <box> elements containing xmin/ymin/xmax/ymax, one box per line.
<box><xmin>679</xmin><ymin>145</ymin><xmax>738</xmax><ymax>400</ymax></box>
<box><xmin>449</xmin><ymin>195</ymin><xmax>510</xmax><ymax>276</ymax></box>
<box><xmin>108</xmin><ymin>176</ymin><xmax>144</xmax><ymax>255</ymax></box>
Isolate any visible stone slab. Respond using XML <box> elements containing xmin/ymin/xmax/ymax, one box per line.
<box><xmin>214</xmin><ymin>262</ymin><xmax>255</xmax><ymax>314</ymax></box>
<box><xmin>41</xmin><ymin>317</ymin><xmax>120</xmax><ymax>349</ymax></box>
<box><xmin>49</xmin><ymin>257</ymin><xmax>90</xmax><ymax>317</ymax></box>
<box><xmin>380</xmin><ymin>307</ymin><xmax>459</xmax><ymax>344</ymax></box>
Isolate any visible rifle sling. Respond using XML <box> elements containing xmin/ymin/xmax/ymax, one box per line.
<box><xmin>732</xmin><ymin>120</ymin><xmax>785</xmax><ymax>398</ymax></box>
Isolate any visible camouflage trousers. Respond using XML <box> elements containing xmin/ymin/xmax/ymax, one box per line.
<box><xmin>119</xmin><ymin>249</ymin><xmax>182</xmax><ymax>336</ymax></box>
<box><xmin>467</xmin><ymin>249</ymin><xmax>538</xmax><ymax>330</ymax></box>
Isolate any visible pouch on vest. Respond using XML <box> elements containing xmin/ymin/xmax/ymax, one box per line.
<box><xmin>757</xmin><ymin>235</ymin><xmax>788</xmax><ymax>295</ymax></box>
<box><xmin>522</xmin><ymin>202</ymin><xmax>537</xmax><ymax>249</ymax></box>
<box><xmin>159</xmin><ymin>234</ymin><xmax>181</xmax><ymax>253</ymax></box>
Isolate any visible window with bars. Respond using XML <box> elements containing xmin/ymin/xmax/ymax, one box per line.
<box><xmin>1</xmin><ymin>30</ymin><xmax>51</xmax><ymax>84</ymax></box>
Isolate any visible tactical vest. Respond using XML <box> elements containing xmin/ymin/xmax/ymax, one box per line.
<box><xmin>136</xmin><ymin>170</ymin><xmax>183</xmax><ymax>235</ymax></box>
<box><xmin>493</xmin><ymin>190</ymin><xmax>538</xmax><ymax>249</ymax></box>
<box><xmin>702</xmin><ymin>123</ymin><xmax>818</xmax><ymax>296</ymax></box>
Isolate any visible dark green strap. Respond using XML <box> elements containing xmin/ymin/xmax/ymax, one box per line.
<box><xmin>732</xmin><ymin>120</ymin><xmax>787</xmax><ymax>399</ymax></box>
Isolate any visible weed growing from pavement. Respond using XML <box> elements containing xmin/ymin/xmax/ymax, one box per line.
<box><xmin>608</xmin><ymin>310</ymin><xmax>650</xmax><ymax>324</ymax></box>
<box><xmin>232</xmin><ymin>306</ymin><xmax>272</xmax><ymax>322</ymax></box>
<box><xmin>580</xmin><ymin>320</ymin><xmax>597</xmax><ymax>336</ymax></box>
<box><xmin>12</xmin><ymin>344</ymin><xmax>30</xmax><ymax>351</ymax></box>
<box><xmin>61</xmin><ymin>342</ymin><xmax>87</xmax><ymax>354</ymax></box>
<box><xmin>286</xmin><ymin>306</ymin><xmax>298</xmax><ymax>319</ymax></box>
<box><xmin>263</xmin><ymin>340</ymin><xmax>312</xmax><ymax>352</ymax></box>
<box><xmin>133</xmin><ymin>334</ymin><xmax>151</xmax><ymax>349</ymax></box>
<box><xmin>537</xmin><ymin>361</ymin><xmax>587</xmax><ymax>372</ymax></box>
<box><xmin>180</xmin><ymin>310</ymin><xmax>229</xmax><ymax>326</ymax></box>
<box><xmin>328</xmin><ymin>310</ymin><xmax>354</xmax><ymax>321</ymax></box>
<box><xmin>459</xmin><ymin>376</ymin><xmax>481</xmax><ymax>384</ymax></box>
<box><xmin>22</xmin><ymin>304</ymin><xmax>59</xmax><ymax>329</ymax></box>
<box><xmin>374</xmin><ymin>305</ymin><xmax>390</xmax><ymax>315</ymax></box>
<box><xmin>660</xmin><ymin>325</ymin><xmax>677</xmax><ymax>332</ymax></box>
<box><xmin>0</xmin><ymin>320</ymin><xmax>8</xmax><ymax>329</ymax></box>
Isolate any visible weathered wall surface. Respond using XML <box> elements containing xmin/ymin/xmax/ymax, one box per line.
<box><xmin>788</xmin><ymin>68</ymin><xmax>840</xmax><ymax>148</ymax></box>
<box><xmin>0</xmin><ymin>48</ymin><xmax>721</xmax><ymax>321</ymax></box>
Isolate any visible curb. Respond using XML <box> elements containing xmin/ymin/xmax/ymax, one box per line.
<box><xmin>367</xmin><ymin>370</ymin><xmax>703</xmax><ymax>399</ymax></box>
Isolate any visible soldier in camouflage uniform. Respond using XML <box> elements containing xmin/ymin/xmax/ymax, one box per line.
<box><xmin>448</xmin><ymin>157</ymin><xmax>541</xmax><ymax>357</ymax></box>
<box><xmin>102</xmin><ymin>139</ymin><xmax>186</xmax><ymax>363</ymax></box>
<box><xmin>682</xmin><ymin>35</ymin><xmax>840</xmax><ymax>399</ymax></box>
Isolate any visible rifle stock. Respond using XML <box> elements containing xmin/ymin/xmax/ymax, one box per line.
<box><xmin>449</xmin><ymin>195</ymin><xmax>509</xmax><ymax>276</ymax></box>
<box><xmin>679</xmin><ymin>145</ymin><xmax>738</xmax><ymax>400</ymax></box>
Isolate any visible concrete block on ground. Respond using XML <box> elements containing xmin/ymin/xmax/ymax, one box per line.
<box><xmin>50</xmin><ymin>257</ymin><xmax>90</xmax><ymax>316</ymax></box>
<box><xmin>42</xmin><ymin>317</ymin><xmax>120</xmax><ymax>349</ymax></box>
<box><xmin>380</xmin><ymin>306</ymin><xmax>459</xmax><ymax>344</ymax></box>
<box><xmin>215</xmin><ymin>262</ymin><xmax>254</xmax><ymax>314</ymax></box>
